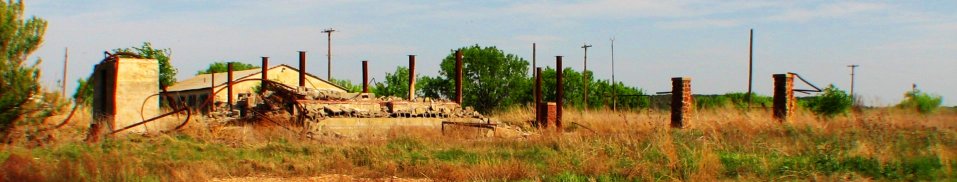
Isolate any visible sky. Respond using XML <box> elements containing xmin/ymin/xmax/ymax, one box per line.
<box><xmin>23</xmin><ymin>0</ymin><xmax>957</xmax><ymax>106</ymax></box>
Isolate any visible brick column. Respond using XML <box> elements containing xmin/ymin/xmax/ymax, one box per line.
<box><xmin>671</xmin><ymin>77</ymin><xmax>692</xmax><ymax>128</ymax></box>
<box><xmin>773</xmin><ymin>74</ymin><xmax>795</xmax><ymax>121</ymax></box>
<box><xmin>546</xmin><ymin>102</ymin><xmax>557</xmax><ymax>128</ymax></box>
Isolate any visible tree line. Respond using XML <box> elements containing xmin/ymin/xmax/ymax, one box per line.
<box><xmin>354</xmin><ymin>45</ymin><xmax>648</xmax><ymax>114</ymax></box>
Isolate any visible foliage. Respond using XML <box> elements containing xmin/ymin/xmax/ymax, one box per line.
<box><xmin>72</xmin><ymin>77</ymin><xmax>93</xmax><ymax>107</ymax></box>
<box><xmin>195</xmin><ymin>61</ymin><xmax>259</xmax><ymax>75</ymax></box>
<box><xmin>695</xmin><ymin>93</ymin><xmax>773</xmax><ymax>110</ymax></box>
<box><xmin>424</xmin><ymin>45</ymin><xmax>530</xmax><ymax>113</ymax></box>
<box><xmin>329</xmin><ymin>78</ymin><xmax>362</xmax><ymax>93</ymax></box>
<box><xmin>800</xmin><ymin>84</ymin><xmax>852</xmax><ymax>118</ymax></box>
<box><xmin>373</xmin><ymin>66</ymin><xmax>429</xmax><ymax>99</ymax></box>
<box><xmin>3</xmin><ymin>108</ymin><xmax>956</xmax><ymax>181</ymax></box>
<box><xmin>0</xmin><ymin>0</ymin><xmax>58</xmax><ymax>143</ymax></box>
<box><xmin>537</xmin><ymin>67</ymin><xmax>648</xmax><ymax>110</ymax></box>
<box><xmin>113</xmin><ymin>42</ymin><xmax>176</xmax><ymax>88</ymax></box>
<box><xmin>897</xmin><ymin>89</ymin><xmax>943</xmax><ymax>114</ymax></box>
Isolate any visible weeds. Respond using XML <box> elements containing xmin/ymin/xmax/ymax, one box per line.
<box><xmin>0</xmin><ymin>106</ymin><xmax>955</xmax><ymax>181</ymax></box>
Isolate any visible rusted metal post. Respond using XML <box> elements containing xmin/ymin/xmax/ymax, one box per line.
<box><xmin>455</xmin><ymin>50</ymin><xmax>463</xmax><ymax>104</ymax></box>
<box><xmin>261</xmin><ymin>57</ymin><xmax>269</xmax><ymax>93</ymax></box>
<box><xmin>670</xmin><ymin>77</ymin><xmax>692</xmax><ymax>128</ymax></box>
<box><xmin>556</xmin><ymin>56</ymin><xmax>564</xmax><ymax>131</ymax></box>
<box><xmin>362</xmin><ymin>60</ymin><xmax>369</xmax><ymax>93</ymax></box>
<box><xmin>532</xmin><ymin>43</ymin><xmax>536</xmax><ymax>96</ymax></box>
<box><xmin>227</xmin><ymin>62</ymin><xmax>234</xmax><ymax>111</ymax></box>
<box><xmin>747</xmin><ymin>29</ymin><xmax>754</xmax><ymax>109</ymax></box>
<box><xmin>299</xmin><ymin>51</ymin><xmax>306</xmax><ymax>88</ymax></box>
<box><xmin>773</xmin><ymin>74</ymin><xmax>795</xmax><ymax>121</ymax></box>
<box><xmin>210</xmin><ymin>72</ymin><xmax>215</xmax><ymax>112</ymax></box>
<box><xmin>408</xmin><ymin>55</ymin><xmax>416</xmax><ymax>101</ymax></box>
<box><xmin>535</xmin><ymin>67</ymin><xmax>543</xmax><ymax>127</ymax></box>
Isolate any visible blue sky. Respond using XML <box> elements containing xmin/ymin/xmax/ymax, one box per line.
<box><xmin>24</xmin><ymin>1</ymin><xmax>957</xmax><ymax>106</ymax></box>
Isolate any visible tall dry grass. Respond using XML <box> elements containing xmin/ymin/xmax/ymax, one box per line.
<box><xmin>1</xmin><ymin>106</ymin><xmax>955</xmax><ymax>181</ymax></box>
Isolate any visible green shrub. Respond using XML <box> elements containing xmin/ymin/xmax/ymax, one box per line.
<box><xmin>694</xmin><ymin>95</ymin><xmax>730</xmax><ymax>109</ymax></box>
<box><xmin>694</xmin><ymin>93</ymin><xmax>773</xmax><ymax>110</ymax></box>
<box><xmin>800</xmin><ymin>85</ymin><xmax>852</xmax><ymax>118</ymax></box>
<box><xmin>897</xmin><ymin>90</ymin><xmax>943</xmax><ymax>114</ymax></box>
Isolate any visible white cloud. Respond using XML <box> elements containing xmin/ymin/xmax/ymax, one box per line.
<box><xmin>767</xmin><ymin>2</ymin><xmax>888</xmax><ymax>22</ymax></box>
<box><xmin>504</xmin><ymin>0</ymin><xmax>696</xmax><ymax>19</ymax></box>
<box><xmin>657</xmin><ymin>18</ymin><xmax>742</xmax><ymax>29</ymax></box>
<box><xmin>514</xmin><ymin>35</ymin><xmax>564</xmax><ymax>43</ymax></box>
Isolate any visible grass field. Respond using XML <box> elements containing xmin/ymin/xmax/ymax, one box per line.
<box><xmin>1</xmin><ymin>106</ymin><xmax>955</xmax><ymax>181</ymax></box>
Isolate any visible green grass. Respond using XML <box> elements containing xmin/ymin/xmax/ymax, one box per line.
<box><xmin>3</xmin><ymin>109</ymin><xmax>956</xmax><ymax>181</ymax></box>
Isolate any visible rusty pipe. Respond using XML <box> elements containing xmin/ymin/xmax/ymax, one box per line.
<box><xmin>299</xmin><ymin>51</ymin><xmax>306</xmax><ymax>88</ymax></box>
<box><xmin>362</xmin><ymin>60</ymin><xmax>369</xmax><ymax>93</ymax></box>
<box><xmin>227</xmin><ymin>62</ymin><xmax>234</xmax><ymax>110</ymax></box>
<box><xmin>408</xmin><ymin>55</ymin><xmax>416</xmax><ymax>101</ymax></box>
<box><xmin>455</xmin><ymin>50</ymin><xmax>463</xmax><ymax>104</ymax></box>
<box><xmin>535</xmin><ymin>67</ymin><xmax>542</xmax><ymax>127</ymax></box>
<box><xmin>261</xmin><ymin>57</ymin><xmax>269</xmax><ymax>80</ymax></box>
<box><xmin>556</xmin><ymin>56</ymin><xmax>564</xmax><ymax>131</ymax></box>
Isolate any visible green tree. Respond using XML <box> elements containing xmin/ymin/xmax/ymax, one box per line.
<box><xmin>428</xmin><ymin>45</ymin><xmax>530</xmax><ymax>113</ymax></box>
<box><xmin>329</xmin><ymin>78</ymin><xmax>362</xmax><ymax>93</ymax></box>
<box><xmin>370</xmin><ymin>66</ymin><xmax>426</xmax><ymax>99</ymax></box>
<box><xmin>801</xmin><ymin>84</ymin><xmax>852</xmax><ymax>118</ymax></box>
<box><xmin>0</xmin><ymin>0</ymin><xmax>56</xmax><ymax>143</ymax></box>
<box><xmin>536</xmin><ymin>67</ymin><xmax>647</xmax><ymax>110</ymax></box>
<box><xmin>897</xmin><ymin>89</ymin><xmax>943</xmax><ymax>114</ymax></box>
<box><xmin>114</xmin><ymin>42</ymin><xmax>177</xmax><ymax>88</ymax></box>
<box><xmin>196</xmin><ymin>61</ymin><xmax>259</xmax><ymax>75</ymax></box>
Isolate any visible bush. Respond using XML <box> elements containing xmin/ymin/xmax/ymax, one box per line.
<box><xmin>897</xmin><ymin>90</ymin><xmax>942</xmax><ymax>114</ymax></box>
<box><xmin>801</xmin><ymin>85</ymin><xmax>852</xmax><ymax>118</ymax></box>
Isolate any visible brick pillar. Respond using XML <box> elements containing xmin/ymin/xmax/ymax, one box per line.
<box><xmin>773</xmin><ymin>73</ymin><xmax>795</xmax><ymax>121</ymax></box>
<box><xmin>670</xmin><ymin>77</ymin><xmax>692</xmax><ymax>128</ymax></box>
<box><xmin>545</xmin><ymin>102</ymin><xmax>557</xmax><ymax>128</ymax></box>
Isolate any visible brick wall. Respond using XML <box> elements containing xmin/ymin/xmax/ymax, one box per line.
<box><xmin>671</xmin><ymin>77</ymin><xmax>692</xmax><ymax>128</ymax></box>
<box><xmin>773</xmin><ymin>73</ymin><xmax>795</xmax><ymax>121</ymax></box>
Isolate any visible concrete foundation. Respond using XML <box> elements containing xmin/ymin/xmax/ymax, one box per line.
<box><xmin>310</xmin><ymin>118</ymin><xmax>484</xmax><ymax>137</ymax></box>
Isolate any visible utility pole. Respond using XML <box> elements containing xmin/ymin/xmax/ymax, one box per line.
<box><xmin>848</xmin><ymin>64</ymin><xmax>859</xmax><ymax>103</ymax></box>
<box><xmin>581</xmin><ymin>44</ymin><xmax>592</xmax><ymax>110</ymax></box>
<box><xmin>747</xmin><ymin>29</ymin><xmax>754</xmax><ymax>109</ymax></box>
<box><xmin>62</xmin><ymin>47</ymin><xmax>68</xmax><ymax>98</ymax></box>
<box><xmin>323</xmin><ymin>28</ymin><xmax>336</xmax><ymax>81</ymax></box>
<box><xmin>610</xmin><ymin>38</ymin><xmax>616</xmax><ymax>111</ymax></box>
